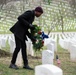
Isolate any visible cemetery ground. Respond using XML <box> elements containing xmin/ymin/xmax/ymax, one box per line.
<box><xmin>0</xmin><ymin>1</ymin><xmax>76</xmax><ymax>75</ymax></box>
<box><xmin>0</xmin><ymin>44</ymin><xmax>76</xmax><ymax>75</ymax></box>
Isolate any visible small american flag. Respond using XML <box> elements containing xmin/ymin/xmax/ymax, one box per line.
<box><xmin>56</xmin><ymin>55</ymin><xmax>61</xmax><ymax>67</ymax></box>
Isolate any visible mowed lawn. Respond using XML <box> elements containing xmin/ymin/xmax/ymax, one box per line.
<box><xmin>0</xmin><ymin>44</ymin><xmax>76</xmax><ymax>75</ymax></box>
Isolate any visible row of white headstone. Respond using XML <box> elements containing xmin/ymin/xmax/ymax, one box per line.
<box><xmin>0</xmin><ymin>34</ymin><xmax>34</xmax><ymax>56</ymax></box>
<box><xmin>0</xmin><ymin>32</ymin><xmax>76</xmax><ymax>62</ymax></box>
<box><xmin>59</xmin><ymin>33</ymin><xmax>76</xmax><ymax>61</ymax></box>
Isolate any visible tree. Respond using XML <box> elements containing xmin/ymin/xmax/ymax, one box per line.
<box><xmin>69</xmin><ymin>0</ymin><xmax>76</xmax><ymax>17</ymax></box>
<box><xmin>40</xmin><ymin>0</ymin><xmax>75</xmax><ymax>34</ymax></box>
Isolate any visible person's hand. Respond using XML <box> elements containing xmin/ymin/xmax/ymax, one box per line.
<box><xmin>29</xmin><ymin>24</ymin><xmax>35</xmax><ymax>30</ymax></box>
<box><xmin>32</xmin><ymin>37</ymin><xmax>36</xmax><ymax>44</ymax></box>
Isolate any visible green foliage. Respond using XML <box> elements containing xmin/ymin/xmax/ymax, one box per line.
<box><xmin>31</xmin><ymin>25</ymin><xmax>41</xmax><ymax>35</ymax></box>
<box><xmin>31</xmin><ymin>25</ymin><xmax>44</xmax><ymax>51</ymax></box>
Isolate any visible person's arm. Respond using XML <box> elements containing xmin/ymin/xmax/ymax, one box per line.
<box><xmin>26</xmin><ymin>31</ymin><xmax>36</xmax><ymax>43</ymax></box>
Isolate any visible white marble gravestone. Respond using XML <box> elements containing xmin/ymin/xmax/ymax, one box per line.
<box><xmin>8</xmin><ymin>36</ymin><xmax>15</xmax><ymax>53</ymax></box>
<box><xmin>26</xmin><ymin>41</ymin><xmax>34</xmax><ymax>56</ymax></box>
<box><xmin>42</xmin><ymin>50</ymin><xmax>53</xmax><ymax>64</ymax></box>
<box><xmin>35</xmin><ymin>64</ymin><xmax>63</xmax><ymax>75</ymax></box>
<box><xmin>51</xmin><ymin>39</ymin><xmax>57</xmax><ymax>52</ymax></box>
<box><xmin>44</xmin><ymin>38</ymin><xmax>52</xmax><ymax>46</ymax></box>
<box><xmin>1</xmin><ymin>36</ymin><xmax>7</xmax><ymax>47</ymax></box>
<box><xmin>47</xmin><ymin>43</ymin><xmax>54</xmax><ymax>59</ymax></box>
<box><xmin>70</xmin><ymin>45</ymin><xmax>76</xmax><ymax>61</ymax></box>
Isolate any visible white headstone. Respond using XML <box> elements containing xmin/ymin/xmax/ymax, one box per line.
<box><xmin>70</xmin><ymin>45</ymin><xmax>76</xmax><ymax>61</ymax></box>
<box><xmin>51</xmin><ymin>39</ymin><xmax>57</xmax><ymax>52</ymax></box>
<box><xmin>26</xmin><ymin>41</ymin><xmax>34</xmax><ymax>56</ymax></box>
<box><xmin>44</xmin><ymin>38</ymin><xmax>51</xmax><ymax>46</ymax></box>
<box><xmin>8</xmin><ymin>37</ymin><xmax>15</xmax><ymax>53</ymax></box>
<box><xmin>42</xmin><ymin>50</ymin><xmax>53</xmax><ymax>64</ymax></box>
<box><xmin>47</xmin><ymin>43</ymin><xmax>54</xmax><ymax>59</ymax></box>
<box><xmin>1</xmin><ymin>37</ymin><xmax>7</xmax><ymax>47</ymax></box>
<box><xmin>35</xmin><ymin>64</ymin><xmax>63</xmax><ymax>75</ymax></box>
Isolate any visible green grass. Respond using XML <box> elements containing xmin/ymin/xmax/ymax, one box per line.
<box><xmin>0</xmin><ymin>44</ymin><xmax>76</xmax><ymax>75</ymax></box>
<box><xmin>0</xmin><ymin>62</ymin><xmax>34</xmax><ymax>75</ymax></box>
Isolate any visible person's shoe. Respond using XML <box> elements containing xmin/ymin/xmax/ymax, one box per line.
<box><xmin>9</xmin><ymin>64</ymin><xmax>19</xmax><ymax>70</ymax></box>
<box><xmin>23</xmin><ymin>65</ymin><xmax>34</xmax><ymax>70</ymax></box>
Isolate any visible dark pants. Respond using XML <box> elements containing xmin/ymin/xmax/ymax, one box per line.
<box><xmin>11</xmin><ymin>35</ymin><xmax>28</xmax><ymax>66</ymax></box>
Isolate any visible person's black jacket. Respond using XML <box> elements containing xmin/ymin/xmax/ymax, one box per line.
<box><xmin>10</xmin><ymin>10</ymin><xmax>35</xmax><ymax>41</ymax></box>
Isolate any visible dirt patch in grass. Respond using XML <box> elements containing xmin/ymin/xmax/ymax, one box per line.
<box><xmin>0</xmin><ymin>49</ymin><xmax>10</xmax><ymax>57</ymax></box>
